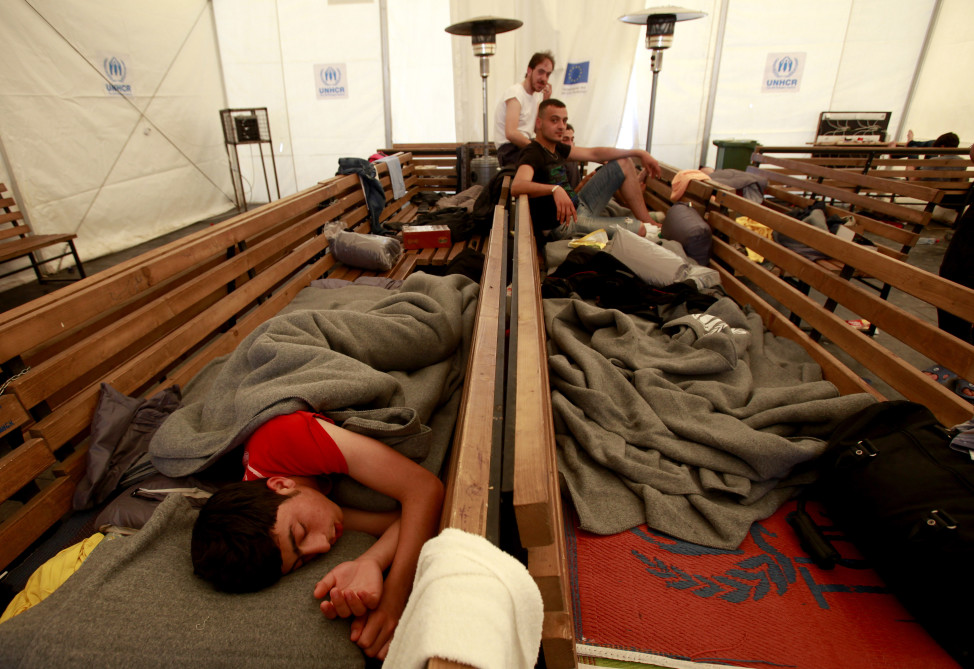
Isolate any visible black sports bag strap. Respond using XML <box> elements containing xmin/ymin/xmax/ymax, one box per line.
<box><xmin>788</xmin><ymin>496</ymin><xmax>842</xmax><ymax>570</ymax></box>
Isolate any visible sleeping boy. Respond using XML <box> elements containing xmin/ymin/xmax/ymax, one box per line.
<box><xmin>191</xmin><ymin>410</ymin><xmax>444</xmax><ymax>661</ymax></box>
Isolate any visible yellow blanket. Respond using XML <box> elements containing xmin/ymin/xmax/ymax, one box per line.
<box><xmin>1</xmin><ymin>533</ymin><xmax>106</xmax><ymax>623</ymax></box>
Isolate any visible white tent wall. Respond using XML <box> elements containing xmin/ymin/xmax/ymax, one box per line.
<box><xmin>449</xmin><ymin>0</ymin><xmax>641</xmax><ymax>150</ymax></box>
<box><xmin>213</xmin><ymin>0</ymin><xmax>457</xmax><ymax>198</ymax></box>
<box><xmin>620</xmin><ymin>0</ymin><xmax>717</xmax><ymax>168</ymax></box>
<box><xmin>700</xmin><ymin>0</ymin><xmax>938</xmax><ymax>166</ymax></box>
<box><xmin>622</xmin><ymin>0</ymin><xmax>973</xmax><ymax>169</ymax></box>
<box><xmin>449</xmin><ymin>0</ymin><xmax>972</xmax><ymax>172</ymax></box>
<box><xmin>388</xmin><ymin>0</ymin><xmax>456</xmax><ymax>144</ymax></box>
<box><xmin>0</xmin><ymin>0</ymin><xmax>233</xmax><ymax>292</ymax></box>
<box><xmin>901</xmin><ymin>0</ymin><xmax>974</xmax><ymax>143</ymax></box>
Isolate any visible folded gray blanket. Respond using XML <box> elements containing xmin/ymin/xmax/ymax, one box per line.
<box><xmin>545</xmin><ymin>296</ymin><xmax>876</xmax><ymax>549</ymax></box>
<box><xmin>149</xmin><ymin>273</ymin><xmax>479</xmax><ymax>503</ymax></box>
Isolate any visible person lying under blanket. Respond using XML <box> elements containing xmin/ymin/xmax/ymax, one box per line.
<box><xmin>191</xmin><ymin>410</ymin><xmax>444</xmax><ymax>661</ymax></box>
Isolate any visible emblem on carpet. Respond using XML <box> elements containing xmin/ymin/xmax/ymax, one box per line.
<box><xmin>566</xmin><ymin>500</ymin><xmax>957</xmax><ymax>668</ymax></box>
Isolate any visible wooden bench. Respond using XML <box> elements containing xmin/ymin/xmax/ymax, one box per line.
<box><xmin>510</xmin><ymin>161</ymin><xmax>974</xmax><ymax>665</ymax></box>
<box><xmin>749</xmin><ymin>152</ymin><xmax>942</xmax><ymax>258</ymax></box>
<box><xmin>0</xmin><ymin>152</ymin><xmax>500</xmax><ymax>580</ymax></box>
<box><xmin>753</xmin><ymin>145</ymin><xmax>973</xmax><ymax>213</ymax></box>
<box><xmin>0</xmin><ymin>183</ymin><xmax>86</xmax><ymax>284</ymax></box>
<box><xmin>426</xmin><ymin>178</ymin><xmax>510</xmax><ymax>669</ymax></box>
<box><xmin>509</xmin><ymin>195</ymin><xmax>577</xmax><ymax>669</ymax></box>
<box><xmin>381</xmin><ymin>142</ymin><xmax>504</xmax><ymax>194</ymax></box>
<box><xmin>381</xmin><ymin>143</ymin><xmax>463</xmax><ymax>194</ymax></box>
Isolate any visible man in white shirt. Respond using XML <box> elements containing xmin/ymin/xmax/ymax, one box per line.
<box><xmin>494</xmin><ymin>51</ymin><xmax>554</xmax><ymax>166</ymax></box>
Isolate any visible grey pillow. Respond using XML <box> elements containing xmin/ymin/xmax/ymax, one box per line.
<box><xmin>663</xmin><ymin>204</ymin><xmax>713</xmax><ymax>266</ymax></box>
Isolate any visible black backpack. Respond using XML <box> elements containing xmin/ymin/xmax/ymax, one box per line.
<box><xmin>471</xmin><ymin>165</ymin><xmax>517</xmax><ymax>230</ymax></box>
<box><xmin>790</xmin><ymin>400</ymin><xmax>974</xmax><ymax>666</ymax></box>
<box><xmin>411</xmin><ymin>207</ymin><xmax>476</xmax><ymax>242</ymax></box>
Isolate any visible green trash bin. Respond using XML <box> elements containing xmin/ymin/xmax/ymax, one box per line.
<box><xmin>713</xmin><ymin>139</ymin><xmax>760</xmax><ymax>171</ymax></box>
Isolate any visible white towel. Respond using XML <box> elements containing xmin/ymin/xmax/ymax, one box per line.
<box><xmin>377</xmin><ymin>155</ymin><xmax>406</xmax><ymax>200</ymax></box>
<box><xmin>384</xmin><ymin>528</ymin><xmax>543</xmax><ymax>669</ymax></box>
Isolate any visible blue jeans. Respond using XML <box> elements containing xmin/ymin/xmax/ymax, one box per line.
<box><xmin>548</xmin><ymin>160</ymin><xmax>642</xmax><ymax>241</ymax></box>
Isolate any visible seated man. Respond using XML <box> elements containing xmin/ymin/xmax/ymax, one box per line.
<box><xmin>191</xmin><ymin>411</ymin><xmax>444</xmax><ymax>660</ymax></box>
<box><xmin>562</xmin><ymin>123</ymin><xmax>582</xmax><ymax>190</ymax></box>
<box><xmin>494</xmin><ymin>51</ymin><xmax>554</xmax><ymax>166</ymax></box>
<box><xmin>512</xmin><ymin>98</ymin><xmax>661</xmax><ymax>243</ymax></box>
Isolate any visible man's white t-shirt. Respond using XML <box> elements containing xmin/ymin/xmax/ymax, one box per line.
<box><xmin>493</xmin><ymin>82</ymin><xmax>543</xmax><ymax>150</ymax></box>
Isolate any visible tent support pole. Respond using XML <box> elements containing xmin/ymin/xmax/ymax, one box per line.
<box><xmin>896</xmin><ymin>0</ymin><xmax>941</xmax><ymax>143</ymax></box>
<box><xmin>698</xmin><ymin>0</ymin><xmax>729</xmax><ymax>168</ymax></box>
<box><xmin>380</xmin><ymin>0</ymin><xmax>393</xmax><ymax>148</ymax></box>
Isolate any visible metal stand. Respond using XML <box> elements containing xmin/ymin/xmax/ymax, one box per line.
<box><xmin>647</xmin><ymin>50</ymin><xmax>663</xmax><ymax>153</ymax></box>
<box><xmin>219</xmin><ymin>108</ymin><xmax>281</xmax><ymax>212</ymax></box>
<box><xmin>471</xmin><ymin>52</ymin><xmax>499</xmax><ymax>185</ymax></box>
<box><xmin>446</xmin><ymin>16</ymin><xmax>522</xmax><ymax>186</ymax></box>
<box><xmin>621</xmin><ymin>7</ymin><xmax>706</xmax><ymax>154</ymax></box>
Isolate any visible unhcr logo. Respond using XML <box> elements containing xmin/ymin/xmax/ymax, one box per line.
<box><xmin>763</xmin><ymin>52</ymin><xmax>803</xmax><ymax>92</ymax></box>
<box><xmin>321</xmin><ymin>67</ymin><xmax>341</xmax><ymax>87</ymax></box>
<box><xmin>103</xmin><ymin>55</ymin><xmax>132</xmax><ymax>96</ymax></box>
<box><xmin>772</xmin><ymin>56</ymin><xmax>796</xmax><ymax>78</ymax></box>
<box><xmin>315</xmin><ymin>63</ymin><xmax>348</xmax><ymax>99</ymax></box>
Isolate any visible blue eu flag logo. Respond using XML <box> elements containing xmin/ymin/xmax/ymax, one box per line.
<box><xmin>564</xmin><ymin>61</ymin><xmax>589</xmax><ymax>86</ymax></box>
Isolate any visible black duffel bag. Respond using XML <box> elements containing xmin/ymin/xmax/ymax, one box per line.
<box><xmin>790</xmin><ymin>400</ymin><xmax>974</xmax><ymax>667</ymax></box>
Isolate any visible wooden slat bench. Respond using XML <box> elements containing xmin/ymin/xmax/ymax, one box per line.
<box><xmin>381</xmin><ymin>143</ymin><xmax>463</xmax><ymax>194</ymax></box>
<box><xmin>0</xmin><ymin>152</ymin><xmax>500</xmax><ymax>583</ymax></box>
<box><xmin>426</xmin><ymin>177</ymin><xmax>511</xmax><ymax>669</ymax></box>
<box><xmin>510</xmin><ymin>162</ymin><xmax>974</xmax><ymax>665</ymax></box>
<box><xmin>381</xmin><ymin>142</ymin><xmax>504</xmax><ymax>194</ymax></box>
<box><xmin>749</xmin><ymin>152</ymin><xmax>942</xmax><ymax>260</ymax></box>
<box><xmin>0</xmin><ymin>183</ymin><xmax>86</xmax><ymax>284</ymax></box>
<box><xmin>744</xmin><ymin>153</ymin><xmax>950</xmax><ymax>334</ymax></box>
<box><xmin>509</xmin><ymin>195</ymin><xmax>577</xmax><ymax>669</ymax></box>
<box><xmin>752</xmin><ymin>144</ymin><xmax>973</xmax><ymax>213</ymax></box>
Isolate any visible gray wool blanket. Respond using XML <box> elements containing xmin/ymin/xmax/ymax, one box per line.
<box><xmin>149</xmin><ymin>273</ymin><xmax>479</xmax><ymax>507</ymax></box>
<box><xmin>0</xmin><ymin>496</ymin><xmax>373</xmax><ymax>668</ymax></box>
<box><xmin>545</xmin><ymin>295</ymin><xmax>876</xmax><ymax>549</ymax></box>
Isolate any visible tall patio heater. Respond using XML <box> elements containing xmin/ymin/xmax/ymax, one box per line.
<box><xmin>620</xmin><ymin>6</ymin><xmax>706</xmax><ymax>153</ymax></box>
<box><xmin>446</xmin><ymin>16</ymin><xmax>522</xmax><ymax>186</ymax></box>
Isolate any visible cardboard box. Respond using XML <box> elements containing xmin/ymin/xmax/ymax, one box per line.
<box><xmin>402</xmin><ymin>225</ymin><xmax>451</xmax><ymax>250</ymax></box>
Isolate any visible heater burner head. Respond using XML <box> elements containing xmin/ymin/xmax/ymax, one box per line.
<box><xmin>446</xmin><ymin>16</ymin><xmax>523</xmax><ymax>57</ymax></box>
<box><xmin>620</xmin><ymin>6</ymin><xmax>707</xmax><ymax>50</ymax></box>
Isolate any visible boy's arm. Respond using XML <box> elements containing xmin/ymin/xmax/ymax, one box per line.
<box><xmin>569</xmin><ymin>146</ymin><xmax>661</xmax><ymax>179</ymax></box>
<box><xmin>511</xmin><ymin>164</ymin><xmax>578</xmax><ymax>225</ymax></box>
<box><xmin>317</xmin><ymin>422</ymin><xmax>444</xmax><ymax>659</ymax></box>
<box><xmin>313</xmin><ymin>509</ymin><xmax>399</xmax><ymax>617</ymax></box>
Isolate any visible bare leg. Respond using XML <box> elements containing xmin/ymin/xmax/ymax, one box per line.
<box><xmin>614</xmin><ymin>158</ymin><xmax>655</xmax><ymax>224</ymax></box>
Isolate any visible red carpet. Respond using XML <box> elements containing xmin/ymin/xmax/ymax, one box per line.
<box><xmin>566</xmin><ymin>500</ymin><xmax>958</xmax><ymax>668</ymax></box>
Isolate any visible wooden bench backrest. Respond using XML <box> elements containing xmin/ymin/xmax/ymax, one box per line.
<box><xmin>0</xmin><ymin>153</ymin><xmax>432</xmax><ymax>571</ymax></box>
<box><xmin>0</xmin><ymin>183</ymin><xmax>30</xmax><ymax>241</ymax></box>
<box><xmin>382</xmin><ymin>143</ymin><xmax>462</xmax><ymax>193</ymax></box>
<box><xmin>640</xmin><ymin>163</ymin><xmax>974</xmax><ymax>425</ymax></box>
<box><xmin>753</xmin><ymin>145</ymin><xmax>973</xmax><ymax>203</ymax></box>
<box><xmin>509</xmin><ymin>194</ymin><xmax>577</xmax><ymax>669</ymax></box>
<box><xmin>437</xmin><ymin>177</ymin><xmax>509</xmax><ymax>540</ymax></box>
<box><xmin>749</xmin><ymin>153</ymin><xmax>941</xmax><ymax>261</ymax></box>
<box><xmin>422</xmin><ymin>178</ymin><xmax>511</xmax><ymax>669</ymax></box>
<box><xmin>707</xmin><ymin>186</ymin><xmax>974</xmax><ymax>426</ymax></box>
